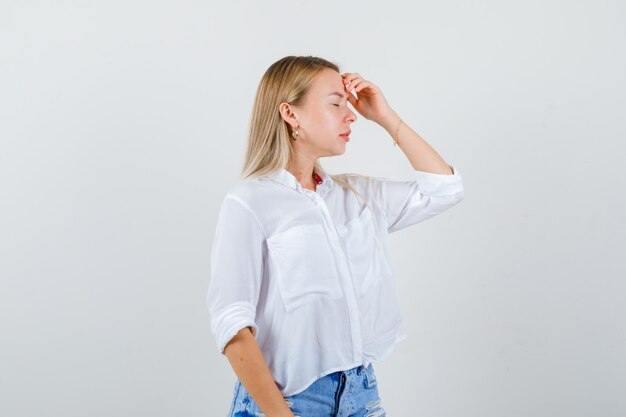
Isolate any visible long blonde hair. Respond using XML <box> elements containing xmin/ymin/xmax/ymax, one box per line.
<box><xmin>241</xmin><ymin>55</ymin><xmax>383</xmax><ymax>235</ymax></box>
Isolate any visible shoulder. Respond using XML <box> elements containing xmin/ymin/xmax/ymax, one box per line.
<box><xmin>225</xmin><ymin>177</ymin><xmax>260</xmax><ymax>197</ymax></box>
<box><xmin>220</xmin><ymin>177</ymin><xmax>278</xmax><ymax>214</ymax></box>
<box><xmin>215</xmin><ymin>179</ymin><xmax>269</xmax><ymax>235</ymax></box>
<box><xmin>331</xmin><ymin>172</ymin><xmax>388</xmax><ymax>197</ymax></box>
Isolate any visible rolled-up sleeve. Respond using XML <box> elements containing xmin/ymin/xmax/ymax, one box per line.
<box><xmin>207</xmin><ymin>194</ymin><xmax>264</xmax><ymax>354</ymax></box>
<box><xmin>379</xmin><ymin>165</ymin><xmax>464</xmax><ymax>233</ymax></box>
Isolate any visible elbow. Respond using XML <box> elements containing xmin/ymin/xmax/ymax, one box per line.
<box><xmin>443</xmin><ymin>187</ymin><xmax>464</xmax><ymax>209</ymax></box>
<box><xmin>454</xmin><ymin>186</ymin><xmax>464</xmax><ymax>204</ymax></box>
<box><xmin>223</xmin><ymin>325</ymin><xmax>257</xmax><ymax>356</ymax></box>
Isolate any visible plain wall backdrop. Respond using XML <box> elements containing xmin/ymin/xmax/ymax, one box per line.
<box><xmin>1</xmin><ymin>1</ymin><xmax>625</xmax><ymax>416</ymax></box>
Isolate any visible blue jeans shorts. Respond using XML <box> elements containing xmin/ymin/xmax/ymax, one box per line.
<box><xmin>226</xmin><ymin>363</ymin><xmax>386</xmax><ymax>417</ymax></box>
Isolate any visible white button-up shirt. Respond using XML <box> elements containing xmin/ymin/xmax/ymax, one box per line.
<box><xmin>207</xmin><ymin>164</ymin><xmax>464</xmax><ymax>397</ymax></box>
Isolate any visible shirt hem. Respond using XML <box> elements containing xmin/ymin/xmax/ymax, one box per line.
<box><xmin>280</xmin><ymin>329</ymin><xmax>408</xmax><ymax>397</ymax></box>
<box><xmin>280</xmin><ymin>360</ymin><xmax>365</xmax><ymax>397</ymax></box>
<box><xmin>371</xmin><ymin>331</ymin><xmax>408</xmax><ymax>363</ymax></box>
<box><xmin>362</xmin><ymin>323</ymin><xmax>408</xmax><ymax>365</ymax></box>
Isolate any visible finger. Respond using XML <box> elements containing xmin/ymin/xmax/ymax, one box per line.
<box><xmin>349</xmin><ymin>78</ymin><xmax>367</xmax><ymax>92</ymax></box>
<box><xmin>347</xmin><ymin>91</ymin><xmax>358</xmax><ymax>106</ymax></box>
<box><xmin>354</xmin><ymin>80</ymin><xmax>374</xmax><ymax>93</ymax></box>
<box><xmin>344</xmin><ymin>76</ymin><xmax>363</xmax><ymax>93</ymax></box>
<box><xmin>342</xmin><ymin>73</ymin><xmax>360</xmax><ymax>87</ymax></box>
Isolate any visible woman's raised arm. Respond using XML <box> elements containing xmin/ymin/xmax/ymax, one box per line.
<box><xmin>341</xmin><ymin>71</ymin><xmax>455</xmax><ymax>175</ymax></box>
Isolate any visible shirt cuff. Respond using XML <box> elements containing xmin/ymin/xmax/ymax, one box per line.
<box><xmin>414</xmin><ymin>164</ymin><xmax>464</xmax><ymax>197</ymax></box>
<box><xmin>210</xmin><ymin>301</ymin><xmax>258</xmax><ymax>355</ymax></box>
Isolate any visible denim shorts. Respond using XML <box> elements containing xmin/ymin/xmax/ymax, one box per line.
<box><xmin>226</xmin><ymin>363</ymin><xmax>386</xmax><ymax>417</ymax></box>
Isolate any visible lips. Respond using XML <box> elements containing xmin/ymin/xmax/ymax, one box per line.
<box><xmin>339</xmin><ymin>130</ymin><xmax>351</xmax><ymax>141</ymax></box>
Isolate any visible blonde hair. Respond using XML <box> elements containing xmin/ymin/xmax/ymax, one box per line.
<box><xmin>241</xmin><ymin>55</ymin><xmax>383</xmax><ymax>236</ymax></box>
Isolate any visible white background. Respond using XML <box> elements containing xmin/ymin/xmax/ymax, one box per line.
<box><xmin>1</xmin><ymin>1</ymin><xmax>625</xmax><ymax>416</ymax></box>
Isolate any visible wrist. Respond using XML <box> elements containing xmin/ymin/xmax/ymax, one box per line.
<box><xmin>379</xmin><ymin>110</ymin><xmax>401</xmax><ymax>133</ymax></box>
<box><xmin>271</xmin><ymin>412</ymin><xmax>295</xmax><ymax>417</ymax></box>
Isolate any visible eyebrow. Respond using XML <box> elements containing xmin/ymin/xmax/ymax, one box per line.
<box><xmin>327</xmin><ymin>92</ymin><xmax>348</xmax><ymax>99</ymax></box>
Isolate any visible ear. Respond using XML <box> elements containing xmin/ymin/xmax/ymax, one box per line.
<box><xmin>278</xmin><ymin>102</ymin><xmax>298</xmax><ymax>128</ymax></box>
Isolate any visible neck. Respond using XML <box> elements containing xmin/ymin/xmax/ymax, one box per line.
<box><xmin>286</xmin><ymin>163</ymin><xmax>318</xmax><ymax>191</ymax></box>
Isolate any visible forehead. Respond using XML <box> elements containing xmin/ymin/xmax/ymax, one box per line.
<box><xmin>311</xmin><ymin>69</ymin><xmax>346</xmax><ymax>97</ymax></box>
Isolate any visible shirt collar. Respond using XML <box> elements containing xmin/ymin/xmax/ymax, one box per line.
<box><xmin>265</xmin><ymin>166</ymin><xmax>334</xmax><ymax>197</ymax></box>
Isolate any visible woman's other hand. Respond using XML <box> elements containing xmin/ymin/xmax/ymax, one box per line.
<box><xmin>341</xmin><ymin>72</ymin><xmax>400</xmax><ymax>131</ymax></box>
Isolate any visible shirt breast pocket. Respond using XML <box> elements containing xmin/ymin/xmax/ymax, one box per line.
<box><xmin>267</xmin><ymin>223</ymin><xmax>343</xmax><ymax>313</ymax></box>
<box><xmin>337</xmin><ymin>207</ymin><xmax>393</xmax><ymax>298</ymax></box>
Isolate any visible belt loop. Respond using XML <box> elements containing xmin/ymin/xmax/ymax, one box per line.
<box><xmin>357</xmin><ymin>364</ymin><xmax>364</xmax><ymax>375</ymax></box>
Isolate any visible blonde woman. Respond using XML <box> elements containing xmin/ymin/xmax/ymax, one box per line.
<box><xmin>207</xmin><ymin>56</ymin><xmax>464</xmax><ymax>417</ymax></box>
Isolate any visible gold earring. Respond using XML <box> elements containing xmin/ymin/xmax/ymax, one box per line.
<box><xmin>291</xmin><ymin>126</ymin><xmax>299</xmax><ymax>140</ymax></box>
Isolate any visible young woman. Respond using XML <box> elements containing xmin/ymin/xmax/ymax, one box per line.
<box><xmin>207</xmin><ymin>56</ymin><xmax>464</xmax><ymax>417</ymax></box>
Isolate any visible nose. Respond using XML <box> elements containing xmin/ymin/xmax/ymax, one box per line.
<box><xmin>345</xmin><ymin>107</ymin><xmax>357</xmax><ymax>123</ymax></box>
